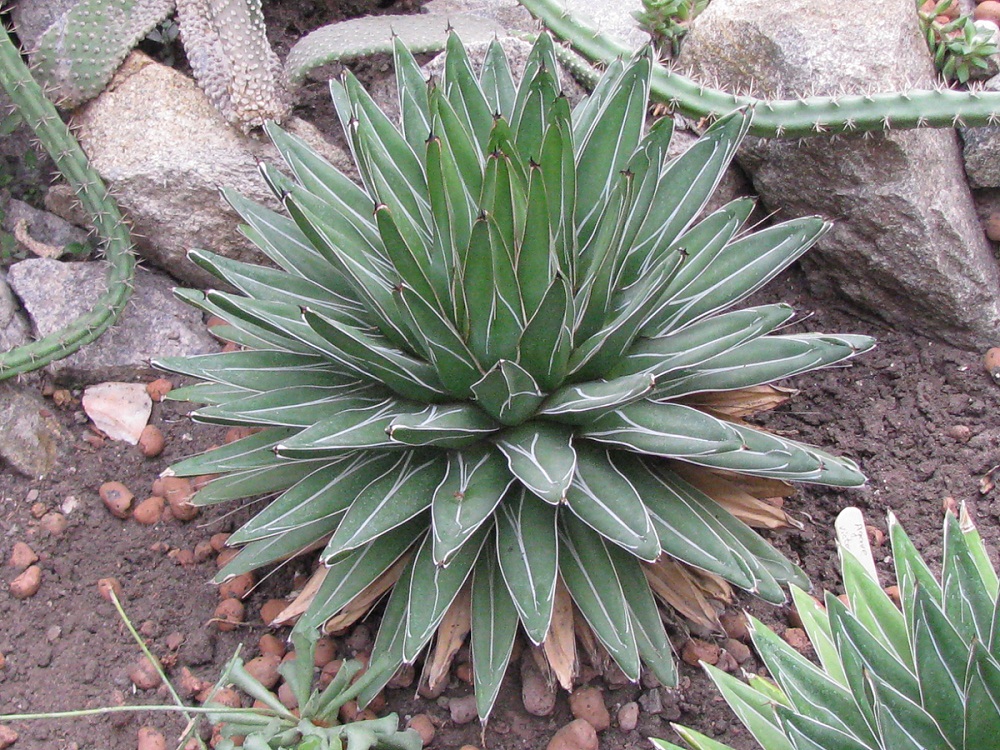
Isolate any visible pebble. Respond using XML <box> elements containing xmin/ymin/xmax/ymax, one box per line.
<box><xmin>243</xmin><ymin>654</ymin><xmax>282</xmax><ymax>689</ymax></box>
<box><xmin>681</xmin><ymin>638</ymin><xmax>720</xmax><ymax>667</ymax></box>
<box><xmin>568</xmin><ymin>686</ymin><xmax>611</xmax><ymax>732</ymax></box>
<box><xmin>160</xmin><ymin>477</ymin><xmax>199</xmax><ymax>521</ymax></box>
<box><xmin>97</xmin><ymin>577</ymin><xmax>123</xmax><ymax>601</ymax></box>
<box><xmin>39</xmin><ymin>511</ymin><xmax>68</xmax><ymax>536</ymax></box>
<box><xmin>617</xmin><ymin>701</ymin><xmax>639</xmax><ymax>731</ymax></box>
<box><xmin>203</xmin><ymin>686</ymin><xmax>242</xmax><ymax>708</ymax></box>
<box><xmin>520</xmin><ymin>654</ymin><xmax>556</xmax><ymax>716</ymax></box>
<box><xmin>0</xmin><ymin>725</ymin><xmax>18</xmax><ymax>749</ymax></box>
<box><xmin>137</xmin><ymin>726</ymin><xmax>167</xmax><ymax>750</ymax></box>
<box><xmin>945</xmin><ymin>424</ymin><xmax>972</xmax><ymax>442</ymax></box>
<box><xmin>259</xmin><ymin>598</ymin><xmax>287</xmax><ymax>625</ymax></box>
<box><xmin>193</xmin><ymin>540</ymin><xmax>215</xmax><ymax>563</ymax></box>
<box><xmin>209</xmin><ymin>533</ymin><xmax>231</xmax><ymax>552</ymax></box>
<box><xmin>449</xmin><ymin>693</ymin><xmax>479</xmax><ymax>724</ymax></box>
<box><xmin>546</xmin><ymin>719</ymin><xmax>598</xmax><ymax>750</ymax></box>
<box><xmin>783</xmin><ymin>627</ymin><xmax>812</xmax><ymax>656</ymax></box>
<box><xmin>9</xmin><ymin>541</ymin><xmax>38</xmax><ymax>570</ymax></box>
<box><xmin>345</xmin><ymin>623</ymin><xmax>373</xmax><ymax>654</ymax></box>
<box><xmin>725</xmin><ymin>638</ymin><xmax>752</xmax><ymax>664</ymax></box>
<box><xmin>985</xmin><ymin>347</ymin><xmax>1000</xmax><ymax>382</ymax></box>
<box><xmin>720</xmin><ymin>611</ymin><xmax>749</xmax><ymax>641</ymax></box>
<box><xmin>128</xmin><ymin>656</ymin><xmax>163</xmax><ymax>690</ymax></box>
<box><xmin>387</xmin><ymin>663</ymin><xmax>416</xmax><ymax>689</ymax></box>
<box><xmin>10</xmin><ymin>564</ymin><xmax>42</xmax><ymax>598</ymax></box>
<box><xmin>638</xmin><ymin>688</ymin><xmax>663</xmax><ymax>715</ymax></box>
<box><xmin>716</xmin><ymin>649</ymin><xmax>740</xmax><ymax>673</ymax></box>
<box><xmin>177</xmin><ymin>667</ymin><xmax>208</xmax><ymax>698</ymax></box>
<box><xmin>258</xmin><ymin>633</ymin><xmax>286</xmax><ymax>659</ymax></box>
<box><xmin>407</xmin><ymin>714</ymin><xmax>435</xmax><ymax>746</ymax></box>
<box><xmin>138</xmin><ymin>425</ymin><xmax>165</xmax><ymax>458</ymax></box>
<box><xmin>145</xmin><ymin>378</ymin><xmax>173</xmax><ymax>402</ymax></box>
<box><xmin>99</xmin><ymin>481</ymin><xmax>134</xmax><ymax>518</ymax></box>
<box><xmin>218</xmin><ymin>571</ymin><xmax>255</xmax><ymax>600</ymax></box>
<box><xmin>313</xmin><ymin>637</ymin><xmax>337</xmax><ymax>667</ymax></box>
<box><xmin>214</xmin><ymin>599</ymin><xmax>244</xmax><ymax>631</ymax></box>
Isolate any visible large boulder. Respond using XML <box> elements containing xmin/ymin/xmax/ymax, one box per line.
<box><xmin>678</xmin><ymin>0</ymin><xmax>1000</xmax><ymax>349</ymax></box>
<box><xmin>6</xmin><ymin>258</ymin><xmax>217</xmax><ymax>384</ymax></box>
<box><xmin>70</xmin><ymin>52</ymin><xmax>351</xmax><ymax>287</ymax></box>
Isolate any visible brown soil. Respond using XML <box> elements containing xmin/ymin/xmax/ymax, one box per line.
<box><xmin>2</xmin><ymin>2</ymin><xmax>1000</xmax><ymax>749</ymax></box>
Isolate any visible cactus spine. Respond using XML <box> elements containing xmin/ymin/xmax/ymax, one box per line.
<box><xmin>518</xmin><ymin>0</ymin><xmax>1000</xmax><ymax>137</ymax></box>
<box><xmin>0</xmin><ymin>21</ymin><xmax>135</xmax><ymax>381</ymax></box>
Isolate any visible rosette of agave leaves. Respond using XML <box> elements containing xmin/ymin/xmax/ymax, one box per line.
<box><xmin>157</xmin><ymin>33</ymin><xmax>872</xmax><ymax>720</ymax></box>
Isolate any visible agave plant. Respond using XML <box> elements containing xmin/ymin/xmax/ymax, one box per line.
<box><xmin>157</xmin><ymin>33</ymin><xmax>872</xmax><ymax>720</ymax></box>
<box><xmin>656</xmin><ymin>505</ymin><xmax>1000</xmax><ymax>750</ymax></box>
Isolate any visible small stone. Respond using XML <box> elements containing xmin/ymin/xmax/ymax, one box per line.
<box><xmin>318</xmin><ymin>659</ymin><xmax>343</xmax><ymax>689</ymax></box>
<box><xmin>521</xmin><ymin>653</ymin><xmax>556</xmax><ymax>716</ymax></box>
<box><xmin>46</xmin><ymin>625</ymin><xmax>61</xmax><ymax>642</ymax></box>
<box><xmin>716</xmin><ymin>649</ymin><xmax>740</xmax><ymax>673</ymax></box>
<box><xmin>782</xmin><ymin>627</ymin><xmax>812</xmax><ymax>656</ymax></box>
<box><xmin>9</xmin><ymin>541</ymin><xmax>38</xmax><ymax>570</ymax></box>
<box><xmin>259</xmin><ymin>598</ymin><xmax>287</xmax><ymax>625</ymax></box>
<box><xmin>638</xmin><ymin>688</ymin><xmax>663</xmax><ymax>715</ymax></box>
<box><xmin>128</xmin><ymin>656</ymin><xmax>163</xmax><ymax>690</ymax></box>
<box><xmin>133</xmin><ymin>496</ymin><xmax>165</xmax><ymax>525</ymax></box>
<box><xmin>276</xmin><ymin>681</ymin><xmax>298</xmax><ymax>710</ymax></box>
<box><xmin>387</xmin><ymin>663</ymin><xmax>415</xmax><ymax>689</ymax></box>
<box><xmin>177</xmin><ymin>667</ymin><xmax>207</xmax><ymax>699</ymax></box>
<box><xmin>345</xmin><ymin>623</ymin><xmax>373</xmax><ymax>654</ymax></box>
<box><xmin>209</xmin><ymin>533</ymin><xmax>230</xmax><ymax>552</ymax></box>
<box><xmin>160</xmin><ymin>477</ymin><xmax>198</xmax><ymax>521</ymax></box>
<box><xmin>218</xmin><ymin>572</ymin><xmax>255</xmax><ymax>600</ymax></box>
<box><xmin>202</xmin><ymin>686</ymin><xmax>242</xmax><ymax>708</ymax></box>
<box><xmin>546</xmin><ymin>719</ymin><xmax>598</xmax><ymax>750</ymax></box>
<box><xmin>192</xmin><ymin>540</ymin><xmax>214</xmax><ymax>563</ymax></box>
<box><xmin>30</xmin><ymin>501</ymin><xmax>47</xmax><ymax>518</ymax></box>
<box><xmin>243</xmin><ymin>654</ymin><xmax>281</xmax><ymax>689</ymax></box>
<box><xmin>449</xmin><ymin>693</ymin><xmax>479</xmax><ymax>724</ymax></box>
<box><xmin>0</xmin><ymin>725</ymin><xmax>18</xmax><ymax>749</ymax></box>
<box><xmin>407</xmin><ymin>714</ymin><xmax>435</xmax><ymax>746</ymax></box>
<box><xmin>10</xmin><ymin>564</ymin><xmax>42</xmax><ymax>598</ymax></box>
<box><xmin>455</xmin><ymin>661</ymin><xmax>473</xmax><ymax>684</ymax></box>
<box><xmin>166</xmin><ymin>632</ymin><xmax>185</xmax><ymax>650</ymax></box>
<box><xmin>145</xmin><ymin>378</ymin><xmax>173</xmax><ymax>402</ymax></box>
<box><xmin>99</xmin><ymin>481</ymin><xmax>134</xmax><ymax>518</ymax></box>
<box><xmin>568</xmin><ymin>686</ymin><xmax>611</xmax><ymax>732</ymax></box>
<box><xmin>725</xmin><ymin>638</ymin><xmax>752</xmax><ymax>664</ymax></box>
<box><xmin>97</xmin><ymin>577</ymin><xmax>123</xmax><ymax>601</ymax></box>
<box><xmin>720</xmin><ymin>611</ymin><xmax>749</xmax><ymax>641</ymax></box>
<box><xmin>214</xmin><ymin>599</ymin><xmax>244</xmax><ymax>631</ymax></box>
<box><xmin>985</xmin><ymin>347</ymin><xmax>1000</xmax><ymax>382</ymax></box>
<box><xmin>258</xmin><ymin>633</ymin><xmax>286</xmax><ymax>658</ymax></box>
<box><xmin>681</xmin><ymin>638</ymin><xmax>720</xmax><ymax>667</ymax></box>
<box><xmin>39</xmin><ymin>511</ymin><xmax>68</xmax><ymax>536</ymax></box>
<box><xmin>137</xmin><ymin>726</ymin><xmax>167</xmax><ymax>750</ymax></box>
<box><xmin>138</xmin><ymin>425</ymin><xmax>165</xmax><ymax>458</ymax></box>
<box><xmin>617</xmin><ymin>701</ymin><xmax>639</xmax><ymax>731</ymax></box>
<box><xmin>945</xmin><ymin>424</ymin><xmax>972</xmax><ymax>442</ymax></box>
<box><xmin>313</xmin><ymin>637</ymin><xmax>337</xmax><ymax>667</ymax></box>
<box><xmin>216</xmin><ymin>547</ymin><xmax>239</xmax><ymax>568</ymax></box>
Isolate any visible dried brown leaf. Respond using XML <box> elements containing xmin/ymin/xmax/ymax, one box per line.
<box><xmin>271</xmin><ymin>564</ymin><xmax>327</xmax><ymax>625</ymax></box>
<box><xmin>673</xmin><ymin>465</ymin><xmax>800</xmax><ymax>530</ymax></box>
<box><xmin>681</xmin><ymin>385</ymin><xmax>795</xmax><ymax>418</ymax></box>
<box><xmin>644</xmin><ymin>558</ymin><xmax>728</xmax><ymax>631</ymax></box>
<box><xmin>321</xmin><ymin>553</ymin><xmax>411</xmax><ymax>634</ymax></box>
<box><xmin>423</xmin><ymin>582</ymin><xmax>472</xmax><ymax>693</ymax></box>
<box><xmin>542</xmin><ymin>577</ymin><xmax>577</xmax><ymax>691</ymax></box>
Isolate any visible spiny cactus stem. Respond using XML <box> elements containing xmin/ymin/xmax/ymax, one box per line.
<box><xmin>519</xmin><ymin>0</ymin><xmax>1000</xmax><ymax>137</ymax></box>
<box><xmin>0</xmin><ymin>22</ymin><xmax>135</xmax><ymax>381</ymax></box>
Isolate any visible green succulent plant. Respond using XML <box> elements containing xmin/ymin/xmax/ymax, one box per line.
<box><xmin>917</xmin><ymin>0</ymin><xmax>1000</xmax><ymax>84</ymax></box>
<box><xmin>209</xmin><ymin>630</ymin><xmax>421</xmax><ymax>750</ymax></box>
<box><xmin>655</xmin><ymin>505</ymin><xmax>1000</xmax><ymax>750</ymax></box>
<box><xmin>157</xmin><ymin>33</ymin><xmax>873</xmax><ymax>720</ymax></box>
<box><xmin>633</xmin><ymin>0</ymin><xmax>709</xmax><ymax>57</ymax></box>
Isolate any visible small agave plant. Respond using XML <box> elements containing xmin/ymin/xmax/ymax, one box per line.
<box><xmin>656</xmin><ymin>505</ymin><xmax>1000</xmax><ymax>750</ymax></box>
<box><xmin>157</xmin><ymin>33</ymin><xmax>873</xmax><ymax>720</ymax></box>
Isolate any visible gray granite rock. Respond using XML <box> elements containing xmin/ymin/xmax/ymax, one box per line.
<box><xmin>2</xmin><ymin>198</ymin><xmax>92</xmax><ymax>255</ymax></box>
<box><xmin>679</xmin><ymin>0</ymin><xmax>1000</xmax><ymax>350</ymax></box>
<box><xmin>0</xmin><ymin>269</ymin><xmax>31</xmax><ymax>352</ymax></box>
<box><xmin>6</xmin><ymin>258</ymin><xmax>217</xmax><ymax>384</ymax></box>
<box><xmin>961</xmin><ymin>74</ymin><xmax>1000</xmax><ymax>189</ymax></box>
<box><xmin>0</xmin><ymin>383</ymin><xmax>71</xmax><ymax>478</ymax></box>
<box><xmin>71</xmin><ymin>52</ymin><xmax>351</xmax><ymax>287</ymax></box>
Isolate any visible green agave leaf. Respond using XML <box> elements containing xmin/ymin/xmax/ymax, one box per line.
<box><xmin>191</xmin><ymin>458</ymin><xmax>329</xmax><ymax>506</ymax></box>
<box><xmin>402</xmin><ymin>523</ymin><xmax>489</xmax><ymax>662</ymax></box>
<box><xmin>470</xmin><ymin>359</ymin><xmax>545</xmax><ymax>426</ymax></box>
<box><xmin>375</xmin><ymin>203</ymin><xmax>446</xmax><ymax>313</ymax></box>
<box><xmin>517</xmin><ymin>274</ymin><xmax>573</xmax><ymax>392</ymax></box>
<box><xmin>958</xmin><ymin>504</ymin><xmax>1000</xmax><ymax>599</ymax></box>
<box><xmin>479</xmin><ymin>38</ymin><xmax>516</xmax><ymax>120</ymax></box>
<box><xmin>511</xmin><ymin>62</ymin><xmax>561</xmax><ymax>165</ymax></box>
<box><xmin>388</xmin><ymin>403</ymin><xmax>499</xmax><ymax>448</ymax></box>
<box><xmin>701</xmin><ymin>663</ymin><xmax>794</xmax><ymax>750</ymax></box>
<box><xmin>611</xmin><ymin>303</ymin><xmax>795</xmax><ymax>380</ymax></box>
<box><xmin>431</xmin><ymin>89</ymin><xmax>485</xmax><ymax>202</ymax></box>
<box><xmin>227</xmin><ymin>453</ymin><xmax>396</xmax><ymax>545</ymax></box>
<box><xmin>518</xmin><ymin>165</ymin><xmax>554</xmax><ymax>319</ymax></box>
<box><xmin>164</xmin><ymin>382</ymin><xmax>248</xmax><ymax>405</ymax></box>
<box><xmin>275</xmin><ymin>398</ymin><xmax>419</xmax><ymax>456</ymax></box>
<box><xmin>773</xmin><ymin>706</ymin><xmax>875</xmax><ymax>750</ymax></box>
<box><xmin>442</xmin><ymin>31</ymin><xmax>493</xmax><ymax>149</ymax></box>
<box><xmin>513</xmin><ymin>32</ymin><xmax>560</xmax><ymax>134</ymax></box>
<box><xmin>789</xmin><ymin>586</ymin><xmax>848</xmax><ymax>687</ymax></box>
<box><xmin>216</xmin><ymin>515</ymin><xmax>341</xmax><ymax>580</ymax></box>
<box><xmin>495</xmin><ymin>487</ymin><xmax>558</xmax><ymax>644</ymax></box>
<box><xmin>395</xmin><ymin>285</ymin><xmax>482</xmax><ymax>398</ymax></box>
<box><xmin>432</xmin><ymin>446</ymin><xmax>514</xmax><ymax>566</ymax></box>
<box><xmin>748</xmin><ymin>616</ymin><xmax>875</xmax><ymax>745</ymax></box>
<box><xmin>360</xmin><ymin>553</ymin><xmax>412</xmax><ymax>702</ymax></box>
<box><xmin>223</xmin><ymin>189</ymin><xmax>354</xmax><ymax>299</ymax></box>
<box><xmin>623</xmin><ymin>114</ymin><xmax>751</xmax><ymax>289</ymax></box>
<box><xmin>565</xmin><ymin>444</ymin><xmax>660</xmax><ymax>561</ymax></box>
<box><xmin>580</xmin><ymin>401</ymin><xmax>742</xmax><ymax>459</ymax></box>
<box><xmin>494</xmin><ymin>421</ymin><xmax>577</xmax><ymax>504</ymax></box>
<box><xmin>303</xmin><ymin>310</ymin><xmax>451</xmax><ymax>403</ymax></box>
<box><xmin>193</xmin><ymin>386</ymin><xmax>371</xmax><ymax>428</ymax></box>
<box><xmin>648</xmin><ymin>217</ymin><xmax>830</xmax><ymax>335</ymax></box>
<box><xmin>652</xmin><ymin>333</ymin><xmax>875</xmax><ymax>400</ymax></box>
<box><xmin>963</xmin><ymin>640</ymin><xmax>1000</xmax><ymax>747</ymax></box>
<box><xmin>559</xmin><ymin>513</ymin><xmax>641</xmax><ymax>681</ymax></box>
<box><xmin>840</xmin><ymin>547</ymin><xmax>912</xmax><ymax>668</ymax></box>
<box><xmin>654</xmin><ymin>727</ymin><xmax>738</xmax><ymax>750</ymax></box>
<box><xmin>538</xmin><ymin>372</ymin><xmax>654</xmax><ymax>425</ymax></box>
<box><xmin>888</xmin><ymin>511</ymin><xmax>942</xmax><ymax>633</ymax></box>
<box><xmin>942</xmin><ymin>510</ymin><xmax>996</xmax><ymax>644</ymax></box>
<box><xmin>296</xmin><ymin>518</ymin><xmax>425</xmax><ymax>631</ymax></box>
<box><xmin>471</xmin><ymin>543</ymin><xmax>520</xmax><ymax>721</ymax></box>
<box><xmin>201</xmin><ymin>290</ymin><xmax>332</xmax><ymax>354</ymax></box>
<box><xmin>166</xmin><ymin>427</ymin><xmax>297</xmax><ymax>476</ymax></box>
<box><xmin>325</xmin><ymin>451</ymin><xmax>448</xmax><ymax>554</ymax></box>
<box><xmin>911</xmin><ymin>587</ymin><xmax>969</xmax><ymax>747</ymax></box>
<box><xmin>606</xmin><ymin>542</ymin><xmax>678</xmax><ymax>687</ymax></box>
<box><xmin>156</xmin><ymin>349</ymin><xmax>360</xmax><ymax>393</ymax></box>
<box><xmin>574</xmin><ymin>54</ymin><xmax>650</xmax><ymax>253</ymax></box>
<box><xmin>393</xmin><ymin>36</ymin><xmax>433</xmax><ymax>158</ymax></box>
<box><xmin>539</xmin><ymin>101</ymin><xmax>576</xmax><ymax>285</ymax></box>
<box><xmin>868</xmin><ymin>671</ymin><xmax>951</xmax><ymax>750</ymax></box>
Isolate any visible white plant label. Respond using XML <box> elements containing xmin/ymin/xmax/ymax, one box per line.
<box><xmin>835</xmin><ymin>506</ymin><xmax>878</xmax><ymax>582</ymax></box>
